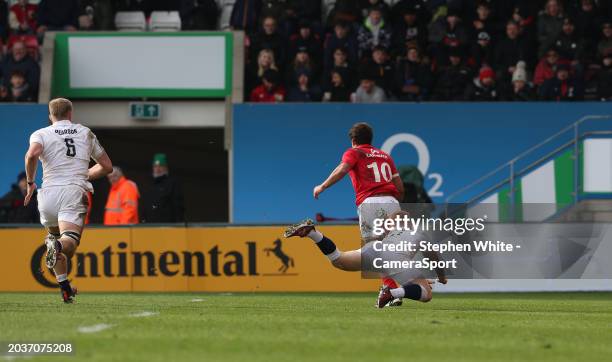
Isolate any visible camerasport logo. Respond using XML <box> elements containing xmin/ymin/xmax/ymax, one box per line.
<box><xmin>30</xmin><ymin>240</ymin><xmax>298</xmax><ymax>288</ymax></box>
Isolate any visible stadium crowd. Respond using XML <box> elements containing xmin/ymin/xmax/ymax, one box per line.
<box><xmin>242</xmin><ymin>0</ymin><xmax>612</xmax><ymax>102</ymax></box>
<box><xmin>0</xmin><ymin>0</ymin><xmax>611</xmax><ymax>103</ymax></box>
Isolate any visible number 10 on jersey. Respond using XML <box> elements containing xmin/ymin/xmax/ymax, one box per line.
<box><xmin>367</xmin><ymin>162</ymin><xmax>392</xmax><ymax>182</ymax></box>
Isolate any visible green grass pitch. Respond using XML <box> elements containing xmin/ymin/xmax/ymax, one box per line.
<box><xmin>0</xmin><ymin>292</ymin><xmax>611</xmax><ymax>362</ymax></box>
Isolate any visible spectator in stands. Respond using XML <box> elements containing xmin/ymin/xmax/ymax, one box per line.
<box><xmin>77</xmin><ymin>0</ymin><xmax>115</xmax><ymax>30</ymax></box>
<box><xmin>390</xmin><ymin>0</ymin><xmax>431</xmax><ymax>27</ymax></box>
<box><xmin>0</xmin><ymin>86</ymin><xmax>9</xmax><ymax>102</ymax></box>
<box><xmin>250</xmin><ymin>69</ymin><xmax>285</xmax><ymax>102</ymax></box>
<box><xmin>494</xmin><ymin>21</ymin><xmax>528</xmax><ymax>82</ymax></box>
<box><xmin>322</xmin><ymin>46</ymin><xmax>357</xmax><ymax>91</ymax></box>
<box><xmin>0</xmin><ymin>41</ymin><xmax>40</xmax><ymax>96</ymax></box>
<box><xmin>245</xmin><ymin>48</ymin><xmax>278</xmax><ymax>95</ymax></box>
<box><xmin>8</xmin><ymin>70</ymin><xmax>33</xmax><ymax>102</ymax></box>
<box><xmin>394</xmin><ymin>45</ymin><xmax>433</xmax><ymax>101</ymax></box>
<box><xmin>0</xmin><ymin>172</ymin><xmax>38</xmax><ymax>223</ymax></box>
<box><xmin>352</xmin><ymin>71</ymin><xmax>386</xmax><ymax>103</ymax></box>
<box><xmin>280</xmin><ymin>1</ymin><xmax>320</xmax><ymax>36</ymax></box>
<box><xmin>391</xmin><ymin>7</ymin><xmax>428</xmax><ymax>57</ymax></box>
<box><xmin>37</xmin><ymin>0</ymin><xmax>79</xmax><ymax>38</ymax></box>
<box><xmin>287</xmin><ymin>70</ymin><xmax>321</xmax><ymax>102</ymax></box>
<box><xmin>554</xmin><ymin>17</ymin><xmax>585</xmax><ymax>63</ymax></box>
<box><xmin>324</xmin><ymin>21</ymin><xmax>358</xmax><ymax>70</ymax></box>
<box><xmin>598</xmin><ymin>21</ymin><xmax>612</xmax><ymax>60</ymax></box>
<box><xmin>289</xmin><ymin>20</ymin><xmax>322</xmax><ymax>61</ymax></box>
<box><xmin>0</xmin><ymin>1</ymin><xmax>7</xmax><ymax>42</ymax></box>
<box><xmin>428</xmin><ymin>9</ymin><xmax>469</xmax><ymax>67</ymax></box>
<box><xmin>469</xmin><ymin>30</ymin><xmax>494</xmax><ymax>70</ymax></box>
<box><xmin>537</xmin><ymin>0</ymin><xmax>564</xmax><ymax>58</ymax></box>
<box><xmin>503</xmin><ymin>61</ymin><xmax>536</xmax><ymax>101</ymax></box>
<box><xmin>357</xmin><ymin>7</ymin><xmax>392</xmax><ymax>59</ymax></box>
<box><xmin>359</xmin><ymin>0</ymin><xmax>389</xmax><ymax>20</ymax></box>
<box><xmin>141</xmin><ymin>153</ymin><xmax>184</xmax><ymax>223</ymax></box>
<box><xmin>597</xmin><ymin>53</ymin><xmax>612</xmax><ymax>101</ymax></box>
<box><xmin>464</xmin><ymin>66</ymin><xmax>499</xmax><ymax>101</ymax></box>
<box><xmin>9</xmin><ymin>0</ymin><xmax>37</xmax><ymax>35</ymax></box>
<box><xmin>322</xmin><ymin>68</ymin><xmax>352</xmax><ymax>102</ymax></box>
<box><xmin>180</xmin><ymin>0</ymin><xmax>219</xmax><ymax>30</ymax></box>
<box><xmin>539</xmin><ymin>63</ymin><xmax>584</xmax><ymax>101</ymax></box>
<box><xmin>365</xmin><ymin>45</ymin><xmax>395</xmax><ymax>97</ymax></box>
<box><xmin>104</xmin><ymin>166</ymin><xmax>139</xmax><ymax>225</ymax></box>
<box><xmin>249</xmin><ymin>16</ymin><xmax>286</xmax><ymax>66</ymax></box>
<box><xmin>432</xmin><ymin>48</ymin><xmax>471</xmax><ymax>101</ymax></box>
<box><xmin>575</xmin><ymin>0</ymin><xmax>601</xmax><ymax>46</ymax></box>
<box><xmin>534</xmin><ymin>48</ymin><xmax>560</xmax><ymax>87</ymax></box>
<box><xmin>260</xmin><ymin>0</ymin><xmax>291</xmax><ymax>34</ymax></box>
<box><xmin>508</xmin><ymin>1</ymin><xmax>540</xmax><ymax>49</ymax></box>
<box><xmin>230</xmin><ymin>0</ymin><xmax>261</xmax><ymax>34</ymax></box>
<box><xmin>469</xmin><ymin>2</ymin><xmax>499</xmax><ymax>40</ymax></box>
<box><xmin>285</xmin><ymin>47</ymin><xmax>318</xmax><ymax>86</ymax></box>
<box><xmin>326</xmin><ymin>0</ymin><xmax>361</xmax><ymax>26</ymax></box>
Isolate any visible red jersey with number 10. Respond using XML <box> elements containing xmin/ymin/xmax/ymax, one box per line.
<box><xmin>341</xmin><ymin>144</ymin><xmax>400</xmax><ymax>206</ymax></box>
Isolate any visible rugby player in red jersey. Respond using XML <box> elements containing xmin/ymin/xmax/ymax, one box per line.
<box><xmin>312</xmin><ymin>122</ymin><xmax>405</xmax><ymax>306</ymax></box>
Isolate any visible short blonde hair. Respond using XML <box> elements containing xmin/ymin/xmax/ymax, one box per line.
<box><xmin>49</xmin><ymin>98</ymin><xmax>73</xmax><ymax>119</ymax></box>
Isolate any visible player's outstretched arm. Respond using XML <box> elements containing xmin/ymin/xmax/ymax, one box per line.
<box><xmin>87</xmin><ymin>151</ymin><xmax>113</xmax><ymax>181</ymax></box>
<box><xmin>313</xmin><ymin>162</ymin><xmax>351</xmax><ymax>199</ymax></box>
<box><xmin>23</xmin><ymin>142</ymin><xmax>43</xmax><ymax>206</ymax></box>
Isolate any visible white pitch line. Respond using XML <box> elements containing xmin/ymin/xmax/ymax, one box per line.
<box><xmin>129</xmin><ymin>311</ymin><xmax>159</xmax><ymax>318</ymax></box>
<box><xmin>190</xmin><ymin>298</ymin><xmax>204</xmax><ymax>302</ymax></box>
<box><xmin>78</xmin><ymin>323</ymin><xmax>113</xmax><ymax>334</ymax></box>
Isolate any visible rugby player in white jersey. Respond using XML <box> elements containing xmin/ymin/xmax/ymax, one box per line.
<box><xmin>23</xmin><ymin>98</ymin><xmax>113</xmax><ymax>303</ymax></box>
<box><xmin>284</xmin><ymin>212</ymin><xmax>447</xmax><ymax>308</ymax></box>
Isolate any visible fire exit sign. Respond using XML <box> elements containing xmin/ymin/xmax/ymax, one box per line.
<box><xmin>129</xmin><ymin>102</ymin><xmax>161</xmax><ymax>119</ymax></box>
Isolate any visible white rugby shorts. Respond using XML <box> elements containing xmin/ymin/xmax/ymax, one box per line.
<box><xmin>357</xmin><ymin>196</ymin><xmax>401</xmax><ymax>239</ymax></box>
<box><xmin>37</xmin><ymin>185</ymin><xmax>88</xmax><ymax>228</ymax></box>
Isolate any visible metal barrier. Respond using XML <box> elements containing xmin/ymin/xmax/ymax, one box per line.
<box><xmin>445</xmin><ymin>115</ymin><xmax>612</xmax><ymax>219</ymax></box>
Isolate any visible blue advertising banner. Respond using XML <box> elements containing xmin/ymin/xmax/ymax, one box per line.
<box><xmin>232</xmin><ymin>103</ymin><xmax>612</xmax><ymax>223</ymax></box>
<box><xmin>0</xmin><ymin>105</ymin><xmax>48</xmax><ymax>193</ymax></box>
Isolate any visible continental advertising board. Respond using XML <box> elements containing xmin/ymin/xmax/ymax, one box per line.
<box><xmin>0</xmin><ymin>225</ymin><xmax>379</xmax><ymax>292</ymax></box>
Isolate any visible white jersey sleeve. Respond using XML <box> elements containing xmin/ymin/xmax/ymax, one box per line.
<box><xmin>89</xmin><ymin>131</ymin><xmax>105</xmax><ymax>162</ymax></box>
<box><xmin>29</xmin><ymin>130</ymin><xmax>45</xmax><ymax>147</ymax></box>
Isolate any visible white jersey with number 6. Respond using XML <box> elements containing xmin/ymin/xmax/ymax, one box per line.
<box><xmin>29</xmin><ymin>120</ymin><xmax>105</xmax><ymax>193</ymax></box>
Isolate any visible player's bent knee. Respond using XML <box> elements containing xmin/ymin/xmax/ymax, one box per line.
<box><xmin>331</xmin><ymin>258</ymin><xmax>360</xmax><ymax>272</ymax></box>
<box><xmin>61</xmin><ymin>230</ymin><xmax>81</xmax><ymax>244</ymax></box>
<box><xmin>59</xmin><ymin>230</ymin><xmax>81</xmax><ymax>257</ymax></box>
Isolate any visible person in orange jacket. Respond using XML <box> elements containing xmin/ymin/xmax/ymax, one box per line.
<box><xmin>104</xmin><ymin>166</ymin><xmax>139</xmax><ymax>225</ymax></box>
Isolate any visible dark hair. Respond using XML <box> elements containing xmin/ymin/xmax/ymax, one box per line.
<box><xmin>349</xmin><ymin>123</ymin><xmax>373</xmax><ymax>145</ymax></box>
<box><xmin>10</xmin><ymin>70</ymin><xmax>25</xmax><ymax>79</ymax></box>
<box><xmin>333</xmin><ymin>46</ymin><xmax>348</xmax><ymax>55</ymax></box>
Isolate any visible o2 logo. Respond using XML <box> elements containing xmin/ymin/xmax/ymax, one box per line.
<box><xmin>381</xmin><ymin>133</ymin><xmax>444</xmax><ymax>197</ymax></box>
